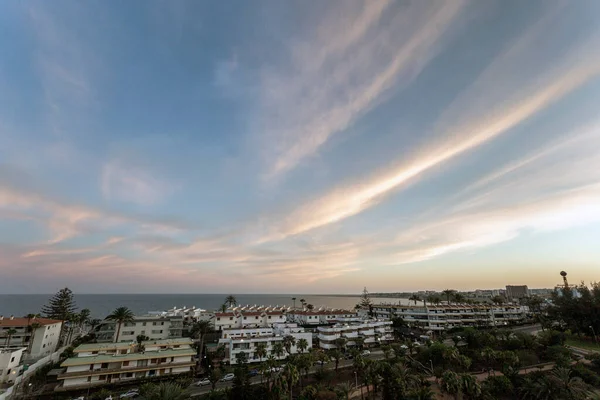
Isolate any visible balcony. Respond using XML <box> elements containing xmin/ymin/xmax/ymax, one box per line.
<box><xmin>58</xmin><ymin>360</ymin><xmax>195</xmax><ymax>379</ymax></box>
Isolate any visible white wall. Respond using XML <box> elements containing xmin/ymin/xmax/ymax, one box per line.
<box><xmin>0</xmin><ymin>349</ymin><xmax>24</xmax><ymax>384</ymax></box>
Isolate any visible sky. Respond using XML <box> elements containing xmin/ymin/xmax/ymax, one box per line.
<box><xmin>1</xmin><ymin>0</ymin><xmax>600</xmax><ymax>294</ymax></box>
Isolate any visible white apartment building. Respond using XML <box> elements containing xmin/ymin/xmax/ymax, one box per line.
<box><xmin>218</xmin><ymin>324</ymin><xmax>312</xmax><ymax>365</ymax></box>
<box><xmin>0</xmin><ymin>347</ymin><xmax>25</xmax><ymax>383</ymax></box>
<box><xmin>95</xmin><ymin>316</ymin><xmax>183</xmax><ymax>343</ymax></box>
<box><xmin>317</xmin><ymin>319</ymin><xmax>393</xmax><ymax>350</ymax></box>
<box><xmin>367</xmin><ymin>304</ymin><xmax>530</xmax><ymax>331</ymax></box>
<box><xmin>287</xmin><ymin>309</ymin><xmax>357</xmax><ymax>326</ymax></box>
<box><xmin>148</xmin><ymin>306</ymin><xmax>214</xmax><ymax>324</ymax></box>
<box><xmin>0</xmin><ymin>316</ymin><xmax>63</xmax><ymax>359</ymax></box>
<box><xmin>214</xmin><ymin>307</ymin><xmax>287</xmax><ymax>331</ymax></box>
<box><xmin>57</xmin><ymin>338</ymin><xmax>195</xmax><ymax>389</ymax></box>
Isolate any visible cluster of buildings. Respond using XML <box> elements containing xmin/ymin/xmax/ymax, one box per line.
<box><xmin>366</xmin><ymin>303</ymin><xmax>530</xmax><ymax>331</ymax></box>
<box><xmin>3</xmin><ymin>297</ymin><xmax>534</xmax><ymax>393</ymax></box>
<box><xmin>0</xmin><ymin>316</ymin><xmax>63</xmax><ymax>384</ymax></box>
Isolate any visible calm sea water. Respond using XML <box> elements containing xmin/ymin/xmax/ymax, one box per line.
<box><xmin>0</xmin><ymin>294</ymin><xmax>409</xmax><ymax>319</ymax></box>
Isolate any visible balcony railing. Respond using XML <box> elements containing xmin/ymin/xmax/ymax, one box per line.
<box><xmin>58</xmin><ymin>360</ymin><xmax>195</xmax><ymax>379</ymax></box>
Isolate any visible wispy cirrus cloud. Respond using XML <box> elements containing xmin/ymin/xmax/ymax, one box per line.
<box><xmin>101</xmin><ymin>159</ymin><xmax>178</xmax><ymax>206</ymax></box>
<box><xmin>260</xmin><ymin>0</ymin><xmax>467</xmax><ymax>178</ymax></box>
<box><xmin>261</xmin><ymin>8</ymin><xmax>600</xmax><ymax>241</ymax></box>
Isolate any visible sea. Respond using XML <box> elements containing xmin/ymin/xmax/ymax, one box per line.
<box><xmin>0</xmin><ymin>294</ymin><xmax>410</xmax><ymax>319</ymax></box>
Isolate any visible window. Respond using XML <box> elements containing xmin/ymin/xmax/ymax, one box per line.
<box><xmin>101</xmin><ymin>363</ymin><xmax>108</xmax><ymax>369</ymax></box>
<box><xmin>244</xmin><ymin>317</ymin><xmax>247</xmax><ymax>320</ymax></box>
<box><xmin>217</xmin><ymin>317</ymin><xmax>221</xmax><ymax>321</ymax></box>
<box><xmin>229</xmin><ymin>317</ymin><xmax>233</xmax><ymax>320</ymax></box>
<box><xmin>125</xmin><ymin>373</ymin><xmax>133</xmax><ymax>378</ymax></box>
<box><xmin>142</xmin><ymin>322</ymin><xmax>146</xmax><ymax>326</ymax></box>
<box><xmin>99</xmin><ymin>375</ymin><xmax>106</xmax><ymax>381</ymax></box>
<box><xmin>11</xmin><ymin>357</ymin><xmax>15</xmax><ymax>362</ymax></box>
<box><xmin>268</xmin><ymin>316</ymin><xmax>272</xmax><ymax>319</ymax></box>
<box><xmin>123</xmin><ymin>361</ymin><xmax>129</xmax><ymax>367</ymax></box>
<box><xmin>92</xmin><ymin>351</ymin><xmax>98</xmax><ymax>355</ymax></box>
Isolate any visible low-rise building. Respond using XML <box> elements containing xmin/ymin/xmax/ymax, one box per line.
<box><xmin>367</xmin><ymin>304</ymin><xmax>529</xmax><ymax>331</ymax></box>
<box><xmin>148</xmin><ymin>306</ymin><xmax>214</xmax><ymax>324</ymax></box>
<box><xmin>94</xmin><ymin>316</ymin><xmax>183</xmax><ymax>342</ymax></box>
<box><xmin>317</xmin><ymin>319</ymin><xmax>393</xmax><ymax>350</ymax></box>
<box><xmin>57</xmin><ymin>338</ymin><xmax>195</xmax><ymax>389</ymax></box>
<box><xmin>287</xmin><ymin>309</ymin><xmax>357</xmax><ymax>326</ymax></box>
<box><xmin>214</xmin><ymin>307</ymin><xmax>287</xmax><ymax>331</ymax></box>
<box><xmin>218</xmin><ymin>324</ymin><xmax>312</xmax><ymax>365</ymax></box>
<box><xmin>0</xmin><ymin>347</ymin><xmax>25</xmax><ymax>383</ymax></box>
<box><xmin>0</xmin><ymin>316</ymin><xmax>63</xmax><ymax>359</ymax></box>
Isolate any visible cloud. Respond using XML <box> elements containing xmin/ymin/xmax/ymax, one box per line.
<box><xmin>260</xmin><ymin>0</ymin><xmax>467</xmax><ymax>178</ymax></box>
<box><xmin>261</xmin><ymin>13</ymin><xmax>600</xmax><ymax>240</ymax></box>
<box><xmin>101</xmin><ymin>160</ymin><xmax>177</xmax><ymax>206</ymax></box>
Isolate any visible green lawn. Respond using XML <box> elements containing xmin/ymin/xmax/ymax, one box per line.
<box><xmin>566</xmin><ymin>337</ymin><xmax>600</xmax><ymax>352</ymax></box>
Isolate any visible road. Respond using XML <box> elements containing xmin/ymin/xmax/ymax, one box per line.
<box><xmin>188</xmin><ymin>350</ymin><xmax>385</xmax><ymax>396</ymax></box>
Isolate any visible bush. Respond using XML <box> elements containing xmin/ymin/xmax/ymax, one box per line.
<box><xmin>516</xmin><ymin>350</ymin><xmax>539</xmax><ymax>367</ymax></box>
<box><xmin>571</xmin><ymin>363</ymin><xmax>600</xmax><ymax>386</ymax></box>
<box><xmin>482</xmin><ymin>375</ymin><xmax>513</xmax><ymax>397</ymax></box>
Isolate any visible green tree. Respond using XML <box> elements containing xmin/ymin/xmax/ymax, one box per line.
<box><xmin>409</xmin><ymin>294</ymin><xmax>421</xmax><ymax>306</ymax></box>
<box><xmin>78</xmin><ymin>308</ymin><xmax>91</xmax><ymax>330</ymax></box>
<box><xmin>442</xmin><ymin>289</ymin><xmax>456</xmax><ymax>305</ymax></box>
<box><xmin>334</xmin><ymin>337</ymin><xmax>347</xmax><ymax>353</ymax></box>
<box><xmin>491</xmin><ymin>295</ymin><xmax>505</xmax><ymax>305</ymax></box>
<box><xmin>440</xmin><ymin>371</ymin><xmax>462</xmax><ymax>399</ymax></box>
<box><xmin>272</xmin><ymin>341</ymin><xmax>285</xmax><ymax>359</ymax></box>
<box><xmin>41</xmin><ymin>287</ymin><xmax>77</xmax><ymax>345</ymax></box>
<box><xmin>4</xmin><ymin>328</ymin><xmax>17</xmax><ymax>347</ymax></box>
<box><xmin>140</xmin><ymin>382</ymin><xmax>188</xmax><ymax>400</ymax></box>
<box><xmin>328</xmin><ymin>349</ymin><xmax>343</xmax><ymax>372</ymax></box>
<box><xmin>136</xmin><ymin>334</ymin><xmax>149</xmax><ymax>351</ymax></box>
<box><xmin>27</xmin><ymin>321</ymin><xmax>42</xmax><ymax>354</ymax></box>
<box><xmin>190</xmin><ymin>320</ymin><xmax>214</xmax><ymax>360</ymax></box>
<box><xmin>106</xmin><ymin>306</ymin><xmax>135</xmax><ymax>343</ymax></box>
<box><xmin>225</xmin><ymin>295</ymin><xmax>237</xmax><ymax>308</ymax></box>
<box><xmin>281</xmin><ymin>363</ymin><xmax>299</xmax><ymax>400</ymax></box>
<box><xmin>283</xmin><ymin>335</ymin><xmax>297</xmax><ymax>356</ymax></box>
<box><xmin>208</xmin><ymin>368</ymin><xmax>222</xmax><ymax>391</ymax></box>
<box><xmin>297</xmin><ymin>338</ymin><xmax>309</xmax><ymax>354</ymax></box>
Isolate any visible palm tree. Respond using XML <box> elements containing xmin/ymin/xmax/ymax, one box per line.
<box><xmin>282</xmin><ymin>335</ymin><xmax>296</xmax><ymax>355</ymax></box>
<box><xmin>296</xmin><ymin>338</ymin><xmax>309</xmax><ymax>354</ymax></box>
<box><xmin>306</xmin><ymin>304</ymin><xmax>314</xmax><ymax>310</ymax></box>
<box><xmin>255</xmin><ymin>342</ymin><xmax>268</xmax><ymax>383</ymax></box>
<box><xmin>550</xmin><ymin>367</ymin><xmax>590</xmax><ymax>399</ymax></box>
<box><xmin>208</xmin><ymin>368</ymin><xmax>222</xmax><ymax>391</ymax></box>
<box><xmin>292</xmin><ymin>297</ymin><xmax>297</xmax><ymax>309</ymax></box>
<box><xmin>328</xmin><ymin>349</ymin><xmax>343</xmax><ymax>371</ymax></box>
<box><xmin>272</xmin><ymin>341</ymin><xmax>285</xmax><ymax>359</ymax></box>
<box><xmin>140</xmin><ymin>382</ymin><xmax>189</xmax><ymax>400</ymax></box>
<box><xmin>300</xmin><ymin>299</ymin><xmax>306</xmax><ymax>308</ymax></box>
<box><xmin>78</xmin><ymin>308</ymin><xmax>91</xmax><ymax>330</ymax></box>
<box><xmin>88</xmin><ymin>318</ymin><xmax>102</xmax><ymax>333</ymax></box>
<box><xmin>219</xmin><ymin>303</ymin><xmax>228</xmax><ymax>313</ymax></box>
<box><xmin>453</xmin><ymin>293</ymin><xmax>465</xmax><ymax>304</ymax></box>
<box><xmin>334</xmin><ymin>337</ymin><xmax>347</xmax><ymax>353</ymax></box>
<box><xmin>440</xmin><ymin>371</ymin><xmax>462</xmax><ymax>399</ymax></box>
<box><xmin>5</xmin><ymin>328</ymin><xmax>17</xmax><ymax>347</ymax></box>
<box><xmin>224</xmin><ymin>295</ymin><xmax>237</xmax><ymax>308</ymax></box>
<box><xmin>491</xmin><ymin>295</ymin><xmax>505</xmax><ymax>305</ymax></box>
<box><xmin>106</xmin><ymin>307</ymin><xmax>135</xmax><ymax>343</ymax></box>
<box><xmin>409</xmin><ymin>294</ymin><xmax>421</xmax><ymax>306</ymax></box>
<box><xmin>190</xmin><ymin>320</ymin><xmax>214</xmax><ymax>360</ymax></box>
<box><xmin>281</xmin><ymin>363</ymin><xmax>299</xmax><ymax>400</ymax></box>
<box><xmin>136</xmin><ymin>334</ymin><xmax>149</xmax><ymax>352</ymax></box>
<box><xmin>336</xmin><ymin>382</ymin><xmax>352</xmax><ymax>400</ymax></box>
<box><xmin>442</xmin><ymin>289</ymin><xmax>456</xmax><ymax>305</ymax></box>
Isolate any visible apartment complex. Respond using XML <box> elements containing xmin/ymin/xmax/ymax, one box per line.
<box><xmin>367</xmin><ymin>304</ymin><xmax>529</xmax><ymax>331</ymax></box>
<box><xmin>0</xmin><ymin>316</ymin><xmax>63</xmax><ymax>359</ymax></box>
<box><xmin>95</xmin><ymin>316</ymin><xmax>183</xmax><ymax>343</ymax></box>
<box><xmin>506</xmin><ymin>285</ymin><xmax>530</xmax><ymax>300</ymax></box>
<box><xmin>218</xmin><ymin>323</ymin><xmax>312</xmax><ymax>365</ymax></box>
<box><xmin>317</xmin><ymin>319</ymin><xmax>393</xmax><ymax>350</ymax></box>
<box><xmin>148</xmin><ymin>306</ymin><xmax>214</xmax><ymax>324</ymax></box>
<box><xmin>0</xmin><ymin>347</ymin><xmax>25</xmax><ymax>383</ymax></box>
<box><xmin>214</xmin><ymin>306</ymin><xmax>287</xmax><ymax>331</ymax></box>
<box><xmin>287</xmin><ymin>309</ymin><xmax>357</xmax><ymax>326</ymax></box>
<box><xmin>57</xmin><ymin>338</ymin><xmax>195</xmax><ymax>389</ymax></box>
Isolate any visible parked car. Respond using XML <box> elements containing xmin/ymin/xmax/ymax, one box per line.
<box><xmin>220</xmin><ymin>373</ymin><xmax>235</xmax><ymax>382</ymax></box>
<box><xmin>105</xmin><ymin>396</ymin><xmax>113</xmax><ymax>400</ymax></box>
<box><xmin>71</xmin><ymin>397</ymin><xmax>85</xmax><ymax>400</ymax></box>
<box><xmin>361</xmin><ymin>350</ymin><xmax>371</xmax><ymax>356</ymax></box>
<box><xmin>196</xmin><ymin>379</ymin><xmax>211</xmax><ymax>386</ymax></box>
<box><xmin>119</xmin><ymin>389</ymin><xmax>139</xmax><ymax>398</ymax></box>
<box><xmin>315</xmin><ymin>359</ymin><xmax>329</xmax><ymax>365</ymax></box>
<box><xmin>267</xmin><ymin>366</ymin><xmax>283</xmax><ymax>373</ymax></box>
<box><xmin>248</xmin><ymin>369</ymin><xmax>259</xmax><ymax>377</ymax></box>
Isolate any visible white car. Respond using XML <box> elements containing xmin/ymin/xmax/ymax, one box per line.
<box><xmin>361</xmin><ymin>350</ymin><xmax>371</xmax><ymax>356</ymax></box>
<box><xmin>196</xmin><ymin>378</ymin><xmax>211</xmax><ymax>386</ymax></box>
<box><xmin>220</xmin><ymin>373</ymin><xmax>235</xmax><ymax>382</ymax></box>
<box><xmin>119</xmin><ymin>389</ymin><xmax>139</xmax><ymax>398</ymax></box>
<box><xmin>71</xmin><ymin>397</ymin><xmax>85</xmax><ymax>400</ymax></box>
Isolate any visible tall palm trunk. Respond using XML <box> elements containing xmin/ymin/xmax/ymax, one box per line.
<box><xmin>115</xmin><ymin>322</ymin><xmax>122</xmax><ymax>343</ymax></box>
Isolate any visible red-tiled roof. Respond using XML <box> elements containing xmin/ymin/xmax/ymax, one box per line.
<box><xmin>214</xmin><ymin>313</ymin><xmax>236</xmax><ymax>317</ymax></box>
<box><xmin>0</xmin><ymin>317</ymin><xmax>62</xmax><ymax>327</ymax></box>
<box><xmin>241</xmin><ymin>312</ymin><xmax>263</xmax><ymax>316</ymax></box>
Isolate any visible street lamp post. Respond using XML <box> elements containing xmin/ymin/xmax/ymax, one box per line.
<box><xmin>354</xmin><ymin>371</ymin><xmax>358</xmax><ymax>388</ymax></box>
<box><xmin>590</xmin><ymin>326</ymin><xmax>599</xmax><ymax>347</ymax></box>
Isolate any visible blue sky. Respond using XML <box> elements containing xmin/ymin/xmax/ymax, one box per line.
<box><xmin>1</xmin><ymin>0</ymin><xmax>600</xmax><ymax>294</ymax></box>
